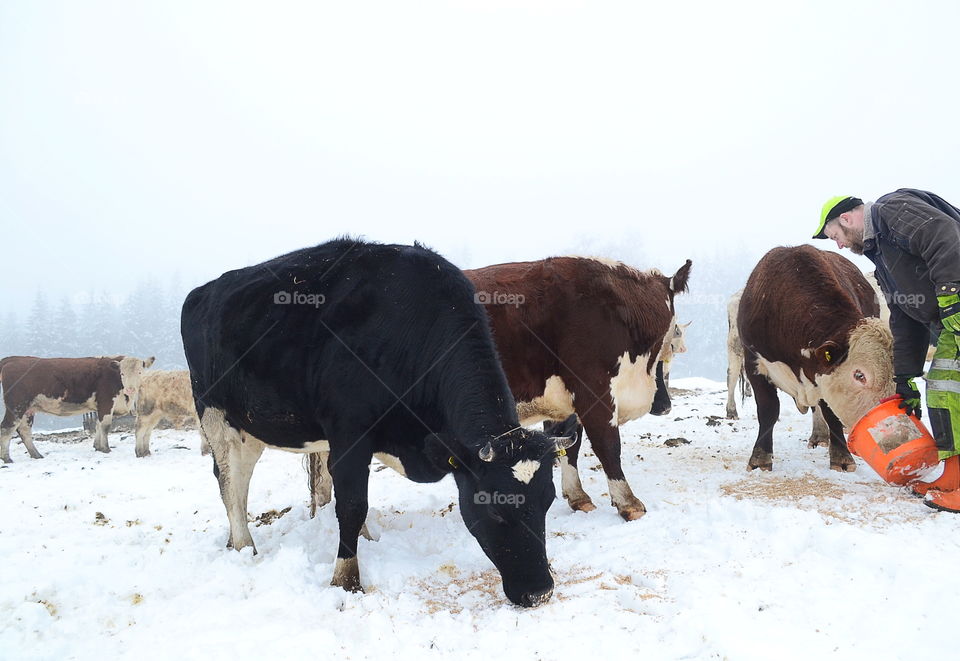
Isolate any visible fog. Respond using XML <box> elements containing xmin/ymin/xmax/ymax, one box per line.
<box><xmin>3</xmin><ymin>1</ymin><xmax>960</xmax><ymax>427</ymax></box>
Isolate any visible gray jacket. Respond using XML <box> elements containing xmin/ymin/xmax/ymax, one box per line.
<box><xmin>864</xmin><ymin>188</ymin><xmax>960</xmax><ymax>377</ymax></box>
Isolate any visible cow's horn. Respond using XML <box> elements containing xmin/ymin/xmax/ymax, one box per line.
<box><xmin>550</xmin><ymin>435</ymin><xmax>577</xmax><ymax>450</ymax></box>
<box><xmin>478</xmin><ymin>442</ymin><xmax>495</xmax><ymax>462</ymax></box>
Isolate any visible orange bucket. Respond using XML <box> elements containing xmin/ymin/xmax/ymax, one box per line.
<box><xmin>847</xmin><ymin>396</ymin><xmax>940</xmax><ymax>486</ymax></box>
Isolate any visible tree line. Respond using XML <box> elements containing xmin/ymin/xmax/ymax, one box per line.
<box><xmin>0</xmin><ymin>276</ymin><xmax>192</xmax><ymax>370</ymax></box>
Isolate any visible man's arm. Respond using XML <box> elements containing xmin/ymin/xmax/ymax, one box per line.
<box><xmin>890</xmin><ymin>303</ymin><xmax>933</xmax><ymax>378</ymax></box>
<box><xmin>902</xmin><ymin>201</ymin><xmax>960</xmax><ymax>286</ymax></box>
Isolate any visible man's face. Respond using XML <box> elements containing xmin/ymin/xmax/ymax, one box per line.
<box><xmin>824</xmin><ymin>212</ymin><xmax>865</xmax><ymax>255</ymax></box>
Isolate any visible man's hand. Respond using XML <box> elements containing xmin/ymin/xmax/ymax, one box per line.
<box><xmin>895</xmin><ymin>376</ymin><xmax>923</xmax><ymax>419</ymax></box>
<box><xmin>937</xmin><ymin>283</ymin><xmax>960</xmax><ymax>333</ymax></box>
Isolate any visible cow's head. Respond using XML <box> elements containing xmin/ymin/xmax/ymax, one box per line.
<box><xmin>816</xmin><ymin>318</ymin><xmax>894</xmax><ymax>427</ymax></box>
<box><xmin>428</xmin><ymin>428</ymin><xmax>574</xmax><ymax>608</ymax></box>
<box><xmin>115</xmin><ymin>356</ymin><xmax>156</xmax><ymax>410</ymax></box>
<box><xmin>671</xmin><ymin>321</ymin><xmax>691</xmax><ymax>354</ymax></box>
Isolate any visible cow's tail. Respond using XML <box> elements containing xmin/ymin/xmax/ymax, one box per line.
<box><xmin>305</xmin><ymin>453</ymin><xmax>321</xmax><ymax>519</ymax></box>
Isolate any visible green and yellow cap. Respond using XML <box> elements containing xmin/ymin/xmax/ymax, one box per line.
<box><xmin>813</xmin><ymin>195</ymin><xmax>863</xmax><ymax>239</ymax></box>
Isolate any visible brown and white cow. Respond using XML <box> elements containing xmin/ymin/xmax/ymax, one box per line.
<box><xmin>0</xmin><ymin>355</ymin><xmax>155</xmax><ymax>462</ymax></box>
<box><xmin>726</xmin><ymin>288</ymin><xmax>830</xmax><ymax>446</ymax></box>
<box><xmin>738</xmin><ymin>246</ymin><xmax>894</xmax><ymax>472</ymax></box>
<box><xmin>465</xmin><ymin>257</ymin><xmax>692</xmax><ymax>521</ymax></box>
<box><xmin>134</xmin><ymin>370</ymin><xmax>204</xmax><ymax>458</ymax></box>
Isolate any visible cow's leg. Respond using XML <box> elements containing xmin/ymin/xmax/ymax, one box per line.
<box><xmin>807</xmin><ymin>405</ymin><xmax>830</xmax><ymax>449</ymax></box>
<box><xmin>650</xmin><ymin>362</ymin><xmax>672</xmax><ymax>416</ymax></box>
<box><xmin>93</xmin><ymin>414</ymin><xmax>113</xmax><ymax>453</ymax></box>
<box><xmin>1</xmin><ymin>410</ymin><xmax>22</xmax><ymax>463</ymax></box>
<box><xmin>201</xmin><ymin>408</ymin><xmax>265</xmax><ymax>553</ymax></box>
<box><xmin>135</xmin><ymin>411</ymin><xmax>161</xmax><ymax>458</ymax></box>
<box><xmin>327</xmin><ymin>445</ymin><xmax>371</xmax><ymax>592</ymax></box>
<box><xmin>308</xmin><ymin>450</ymin><xmax>333</xmax><ymax>517</ymax></box>
<box><xmin>726</xmin><ymin>348</ymin><xmax>744</xmax><ymax>419</ymax></box>
<box><xmin>819</xmin><ymin>401</ymin><xmax>856</xmax><ymax>472</ymax></box>
<box><xmin>17</xmin><ymin>416</ymin><xmax>43</xmax><ymax>459</ymax></box>
<box><xmin>578</xmin><ymin>411</ymin><xmax>645</xmax><ymax>521</ymax></box>
<box><xmin>545</xmin><ymin>415</ymin><xmax>595</xmax><ymax>512</ymax></box>
<box><xmin>745</xmin><ymin>352</ymin><xmax>779</xmax><ymax>471</ymax></box>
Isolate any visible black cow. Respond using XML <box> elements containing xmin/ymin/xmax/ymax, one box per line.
<box><xmin>181</xmin><ymin>239</ymin><xmax>572</xmax><ymax>607</ymax></box>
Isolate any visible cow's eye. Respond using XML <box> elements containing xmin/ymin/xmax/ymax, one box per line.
<box><xmin>854</xmin><ymin>370</ymin><xmax>866</xmax><ymax>384</ymax></box>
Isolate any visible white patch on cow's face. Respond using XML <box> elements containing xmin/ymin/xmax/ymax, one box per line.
<box><xmin>511</xmin><ymin>459</ymin><xmax>540</xmax><ymax>484</ymax></box>
<box><xmin>757</xmin><ymin>318</ymin><xmax>894</xmax><ymax>428</ymax></box>
<box><xmin>516</xmin><ymin>375</ymin><xmax>576</xmax><ymax>426</ymax></box>
<box><xmin>374</xmin><ymin>452</ymin><xmax>407</xmax><ymax>477</ymax></box>
<box><xmin>819</xmin><ymin>319</ymin><xmax>894</xmax><ymax>427</ymax></box>
<box><xmin>608</xmin><ymin>351</ymin><xmax>655</xmax><ymax>426</ymax></box>
<box><xmin>118</xmin><ymin>356</ymin><xmax>154</xmax><ymax>401</ymax></box>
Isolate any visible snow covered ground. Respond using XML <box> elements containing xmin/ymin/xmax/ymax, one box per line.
<box><xmin>2</xmin><ymin>378</ymin><xmax>959</xmax><ymax>661</ymax></box>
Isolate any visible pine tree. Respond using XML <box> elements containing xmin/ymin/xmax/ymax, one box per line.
<box><xmin>25</xmin><ymin>291</ymin><xmax>56</xmax><ymax>356</ymax></box>
<box><xmin>53</xmin><ymin>295</ymin><xmax>80</xmax><ymax>356</ymax></box>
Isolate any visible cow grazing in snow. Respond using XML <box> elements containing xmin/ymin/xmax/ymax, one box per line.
<box><xmin>134</xmin><ymin>370</ymin><xmax>203</xmax><ymax>458</ymax></box>
<box><xmin>738</xmin><ymin>246</ymin><xmax>894</xmax><ymax>472</ymax></box>
<box><xmin>464</xmin><ymin>257</ymin><xmax>692</xmax><ymax>521</ymax></box>
<box><xmin>181</xmin><ymin>239</ymin><xmax>572</xmax><ymax>607</ymax></box>
<box><xmin>0</xmin><ymin>355</ymin><xmax>155</xmax><ymax>462</ymax></box>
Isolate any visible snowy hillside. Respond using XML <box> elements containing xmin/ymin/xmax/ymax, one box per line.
<box><xmin>2</xmin><ymin>378</ymin><xmax>958</xmax><ymax>661</ymax></box>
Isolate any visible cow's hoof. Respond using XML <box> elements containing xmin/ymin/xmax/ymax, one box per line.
<box><xmin>725</xmin><ymin>412</ymin><xmax>739</xmax><ymax>421</ymax></box>
<box><xmin>331</xmin><ymin>557</ymin><xmax>362</xmax><ymax>592</ymax></box>
<box><xmin>618</xmin><ymin>504</ymin><xmax>647</xmax><ymax>521</ymax></box>
<box><xmin>566</xmin><ymin>497</ymin><xmax>597</xmax><ymax>513</ymax></box>
<box><xmin>226</xmin><ymin>538</ymin><xmax>257</xmax><ymax>555</ymax></box>
<box><xmin>807</xmin><ymin>438</ymin><xmax>829</xmax><ymax>449</ymax></box>
<box><xmin>2</xmin><ymin>457</ymin><xmax>12</xmax><ymax>464</ymax></box>
<box><xmin>617</xmin><ymin>498</ymin><xmax>647</xmax><ymax>521</ymax></box>
<box><xmin>136</xmin><ymin>449</ymin><xmax>151</xmax><ymax>458</ymax></box>
<box><xmin>747</xmin><ymin>461</ymin><xmax>773</xmax><ymax>471</ymax></box>
<box><xmin>94</xmin><ymin>445</ymin><xmax>111</xmax><ymax>454</ymax></box>
<box><xmin>748</xmin><ymin>448</ymin><xmax>773</xmax><ymax>471</ymax></box>
<box><xmin>830</xmin><ymin>461</ymin><xmax>857</xmax><ymax>473</ymax></box>
<box><xmin>29</xmin><ymin>452</ymin><xmax>44</xmax><ymax>459</ymax></box>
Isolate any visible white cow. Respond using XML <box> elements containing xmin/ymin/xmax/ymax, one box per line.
<box><xmin>134</xmin><ymin>370</ymin><xmax>205</xmax><ymax>457</ymax></box>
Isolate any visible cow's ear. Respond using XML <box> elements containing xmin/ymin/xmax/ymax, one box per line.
<box><xmin>670</xmin><ymin>259</ymin><xmax>692</xmax><ymax>294</ymax></box>
<box><xmin>144</xmin><ymin>356</ymin><xmax>156</xmax><ymax>368</ymax></box>
<box><xmin>423</xmin><ymin>433</ymin><xmax>459</xmax><ymax>473</ymax></box>
<box><xmin>108</xmin><ymin>360</ymin><xmax>122</xmax><ymax>375</ymax></box>
<box><xmin>813</xmin><ymin>341</ymin><xmax>844</xmax><ymax>372</ymax></box>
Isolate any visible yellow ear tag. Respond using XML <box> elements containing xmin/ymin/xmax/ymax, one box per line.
<box><xmin>825</xmin><ymin>350</ymin><xmax>832</xmax><ymax>362</ymax></box>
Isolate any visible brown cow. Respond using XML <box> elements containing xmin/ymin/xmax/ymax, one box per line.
<box><xmin>465</xmin><ymin>257</ymin><xmax>692</xmax><ymax>520</ymax></box>
<box><xmin>738</xmin><ymin>246</ymin><xmax>894</xmax><ymax>472</ymax></box>
<box><xmin>0</xmin><ymin>355</ymin><xmax>155</xmax><ymax>462</ymax></box>
<box><xmin>134</xmin><ymin>370</ymin><xmax>204</xmax><ymax>458</ymax></box>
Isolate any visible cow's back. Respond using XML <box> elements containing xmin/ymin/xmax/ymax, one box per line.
<box><xmin>738</xmin><ymin>246</ymin><xmax>876</xmax><ymax>365</ymax></box>
<box><xmin>182</xmin><ymin>239</ymin><xmax>507</xmax><ymax>448</ymax></box>
<box><xmin>465</xmin><ymin>257</ymin><xmax>674</xmax><ymax>402</ymax></box>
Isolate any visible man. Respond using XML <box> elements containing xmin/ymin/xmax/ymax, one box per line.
<box><xmin>813</xmin><ymin>188</ymin><xmax>960</xmax><ymax>512</ymax></box>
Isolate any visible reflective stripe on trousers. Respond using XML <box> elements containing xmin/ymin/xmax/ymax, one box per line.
<box><xmin>926</xmin><ymin>330</ymin><xmax>960</xmax><ymax>459</ymax></box>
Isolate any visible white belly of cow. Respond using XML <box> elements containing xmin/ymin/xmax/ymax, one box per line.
<box><xmin>516</xmin><ymin>375</ymin><xmax>576</xmax><ymax>426</ymax></box>
<box><xmin>30</xmin><ymin>395</ymin><xmax>97</xmax><ymax>417</ymax></box>
<box><xmin>609</xmin><ymin>351</ymin><xmax>655</xmax><ymax>426</ymax></box>
<box><xmin>755</xmin><ymin>357</ymin><xmax>821</xmax><ymax>409</ymax></box>
<box><xmin>274</xmin><ymin>440</ymin><xmax>331</xmax><ymax>454</ymax></box>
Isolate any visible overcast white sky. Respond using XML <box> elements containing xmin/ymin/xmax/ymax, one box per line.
<box><xmin>2</xmin><ymin>0</ymin><xmax>959</xmax><ymax>309</ymax></box>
